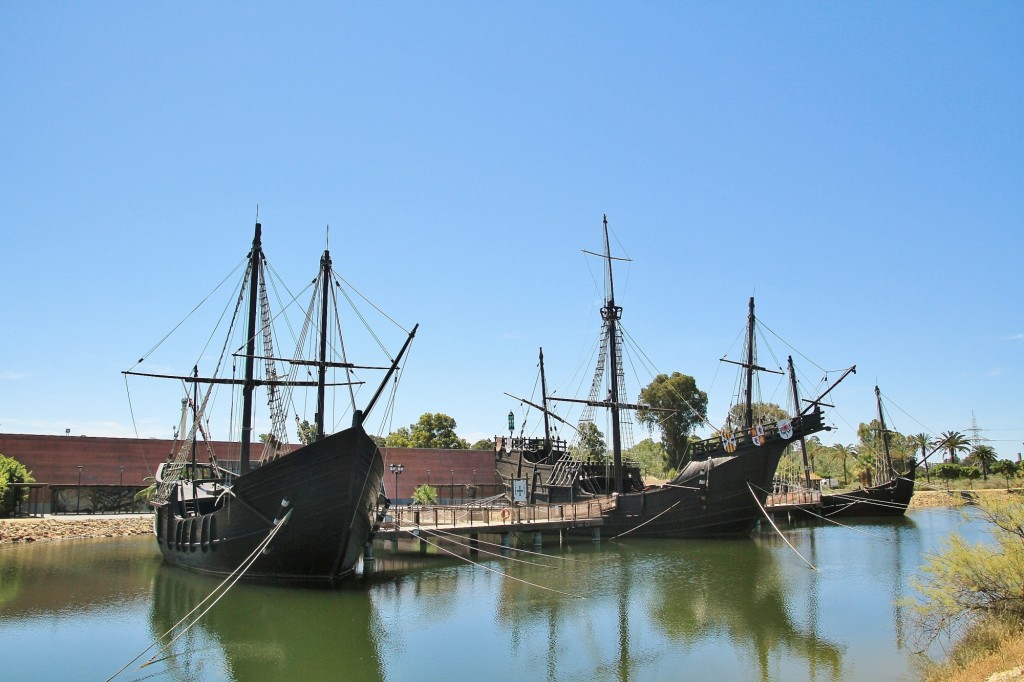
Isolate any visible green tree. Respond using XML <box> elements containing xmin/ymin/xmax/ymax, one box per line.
<box><xmin>852</xmin><ymin>449</ymin><xmax>877</xmax><ymax>487</ymax></box>
<box><xmin>726</xmin><ymin>401</ymin><xmax>789</xmax><ymax>428</ymax></box>
<box><xmin>0</xmin><ymin>454</ymin><xmax>36</xmax><ymax>517</ymax></box>
<box><xmin>385</xmin><ymin>426</ymin><xmax>412</xmax><ymax>447</ymax></box>
<box><xmin>936</xmin><ymin>431</ymin><xmax>971</xmax><ymax>464</ymax></box>
<box><xmin>904</xmin><ymin>495</ymin><xmax>1024</xmax><ymax>647</ymax></box>
<box><xmin>624</xmin><ymin>438</ymin><xmax>668</xmax><ymax>478</ymax></box>
<box><xmin>369</xmin><ymin>434</ymin><xmax>386</xmax><ymax>448</ymax></box>
<box><xmin>990</xmin><ymin>460</ymin><xmax>1020</xmax><ymax>490</ymax></box>
<box><xmin>963</xmin><ymin>465</ymin><xmax>981</xmax><ymax>488</ymax></box>
<box><xmin>636</xmin><ymin>372</ymin><xmax>708</xmax><ymax>469</ymax></box>
<box><xmin>470</xmin><ymin>438</ymin><xmax>493</xmax><ymax>450</ymax></box>
<box><xmin>571</xmin><ymin>421</ymin><xmax>607</xmax><ymax>460</ymax></box>
<box><xmin>933</xmin><ymin>462</ymin><xmax>965</xmax><ymax>492</ymax></box>
<box><xmin>385</xmin><ymin>413</ymin><xmax>468</xmax><ymax>449</ymax></box>
<box><xmin>831</xmin><ymin>443</ymin><xmax>858</xmax><ymax>486</ymax></box>
<box><xmin>295</xmin><ymin>419</ymin><xmax>317</xmax><ymax>446</ymax></box>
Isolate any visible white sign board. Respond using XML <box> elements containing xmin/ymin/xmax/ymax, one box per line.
<box><xmin>512</xmin><ymin>478</ymin><xmax>528</xmax><ymax>504</ymax></box>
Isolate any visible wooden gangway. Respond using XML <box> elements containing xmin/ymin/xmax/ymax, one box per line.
<box><xmin>764</xmin><ymin>489</ymin><xmax>822</xmax><ymax>515</ymax></box>
<box><xmin>377</xmin><ymin>497</ymin><xmax>615</xmax><ymax>540</ymax></box>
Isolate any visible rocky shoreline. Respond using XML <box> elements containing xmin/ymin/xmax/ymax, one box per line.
<box><xmin>0</xmin><ymin>514</ymin><xmax>153</xmax><ymax>544</ymax></box>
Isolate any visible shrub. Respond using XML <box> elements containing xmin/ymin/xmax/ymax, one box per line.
<box><xmin>905</xmin><ymin>495</ymin><xmax>1024</xmax><ymax>649</ymax></box>
<box><xmin>0</xmin><ymin>454</ymin><xmax>36</xmax><ymax>517</ymax></box>
<box><xmin>411</xmin><ymin>484</ymin><xmax>438</xmax><ymax>505</ymax></box>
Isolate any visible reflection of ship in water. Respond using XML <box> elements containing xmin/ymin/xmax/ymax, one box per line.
<box><xmin>148</xmin><ymin>565</ymin><xmax>386</xmax><ymax>682</ymax></box>
<box><xmin>493</xmin><ymin>539</ymin><xmax>843</xmax><ymax>681</ymax></box>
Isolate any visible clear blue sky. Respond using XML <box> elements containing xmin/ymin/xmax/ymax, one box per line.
<box><xmin>2</xmin><ymin>3</ymin><xmax>1022</xmax><ymax>459</ymax></box>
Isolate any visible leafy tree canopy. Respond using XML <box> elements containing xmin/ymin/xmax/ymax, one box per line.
<box><xmin>296</xmin><ymin>419</ymin><xmax>318</xmax><ymax>446</ymax></box>
<box><xmin>470</xmin><ymin>438</ymin><xmax>493</xmax><ymax>450</ymax></box>
<box><xmin>727</xmin><ymin>401</ymin><xmax>789</xmax><ymax>428</ymax></box>
<box><xmin>990</xmin><ymin>460</ymin><xmax>1021</xmax><ymax>489</ymax></box>
<box><xmin>571</xmin><ymin>421</ymin><xmax>607</xmax><ymax>460</ymax></box>
<box><xmin>385</xmin><ymin>413</ymin><xmax>469</xmax><ymax>449</ymax></box>
<box><xmin>624</xmin><ymin>438</ymin><xmax>669</xmax><ymax>478</ymax></box>
<box><xmin>636</xmin><ymin>372</ymin><xmax>707</xmax><ymax>469</ymax></box>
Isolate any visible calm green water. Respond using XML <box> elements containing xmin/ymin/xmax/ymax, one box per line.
<box><xmin>0</xmin><ymin>507</ymin><xmax>988</xmax><ymax>682</ymax></box>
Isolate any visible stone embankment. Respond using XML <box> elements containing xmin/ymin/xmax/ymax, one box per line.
<box><xmin>0</xmin><ymin>514</ymin><xmax>153</xmax><ymax>544</ymax></box>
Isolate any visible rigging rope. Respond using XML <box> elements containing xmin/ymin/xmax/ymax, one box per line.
<box><xmin>106</xmin><ymin>508</ymin><xmax>293</xmax><ymax>681</ymax></box>
<box><xmin>748</xmin><ymin>483</ymin><xmax>816</xmax><ymax>571</ymax></box>
<box><xmin>398</xmin><ymin>528</ymin><xmax>586</xmax><ymax>599</ymax></box>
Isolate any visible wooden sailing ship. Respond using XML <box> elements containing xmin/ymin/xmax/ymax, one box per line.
<box><xmin>126</xmin><ymin>221</ymin><xmax>417</xmax><ymax>582</ymax></box>
<box><xmin>816</xmin><ymin>385</ymin><xmax>916</xmax><ymax>518</ymax></box>
<box><xmin>502</xmin><ymin>216</ymin><xmax>847</xmax><ymax>538</ymax></box>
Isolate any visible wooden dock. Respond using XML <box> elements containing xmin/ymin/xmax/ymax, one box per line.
<box><xmin>376</xmin><ymin>497</ymin><xmax>613</xmax><ymax>542</ymax></box>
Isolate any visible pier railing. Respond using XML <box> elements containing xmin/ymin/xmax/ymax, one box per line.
<box><xmin>388</xmin><ymin>497</ymin><xmax>615</xmax><ymax>532</ymax></box>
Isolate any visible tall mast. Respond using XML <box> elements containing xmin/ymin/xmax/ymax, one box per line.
<box><xmin>239</xmin><ymin>221</ymin><xmax>263</xmax><ymax>475</ymax></box>
<box><xmin>315</xmin><ymin>249</ymin><xmax>332</xmax><ymax>441</ymax></box>
<box><xmin>743</xmin><ymin>296</ymin><xmax>756</xmax><ymax>431</ymax></box>
<box><xmin>788</xmin><ymin>356</ymin><xmax>812</xmax><ymax>490</ymax></box>
<box><xmin>539</xmin><ymin>348</ymin><xmax>552</xmax><ymax>452</ymax></box>
<box><xmin>875</xmin><ymin>385</ymin><xmax>894</xmax><ymax>476</ymax></box>
<box><xmin>601</xmin><ymin>215</ymin><xmax>625</xmax><ymax>494</ymax></box>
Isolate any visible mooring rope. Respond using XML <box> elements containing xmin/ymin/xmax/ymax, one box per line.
<box><xmin>750</xmin><ymin>482</ymin><xmax>893</xmax><ymax>540</ymax></box>
<box><xmin>399</xmin><ymin>528</ymin><xmax>586</xmax><ymax>599</ymax></box>
<box><xmin>106</xmin><ymin>509</ymin><xmax>293</xmax><ymax>681</ymax></box>
<box><xmin>412</xmin><ymin>527</ymin><xmax>560</xmax><ymax>569</ymax></box>
<box><xmin>823</xmin><ymin>492</ymin><xmax>910</xmax><ymax>511</ymax></box>
<box><xmin>423</xmin><ymin>526</ymin><xmax>588</xmax><ymax>563</ymax></box>
<box><xmin>748</xmin><ymin>483</ymin><xmax>816</xmax><ymax>571</ymax></box>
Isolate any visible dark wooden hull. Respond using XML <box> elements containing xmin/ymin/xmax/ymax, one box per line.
<box><xmin>153</xmin><ymin>425</ymin><xmax>384</xmax><ymax>582</ymax></box>
<box><xmin>594</xmin><ymin>412</ymin><xmax>826</xmax><ymax>539</ymax></box>
<box><xmin>598</xmin><ymin>444</ymin><xmax>787</xmax><ymax>538</ymax></box>
<box><xmin>818</xmin><ymin>473</ymin><xmax>915</xmax><ymax>518</ymax></box>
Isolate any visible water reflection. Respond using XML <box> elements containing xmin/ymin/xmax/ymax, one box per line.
<box><xmin>491</xmin><ymin>537</ymin><xmax>843</xmax><ymax>681</ymax></box>
<box><xmin>148</xmin><ymin>567</ymin><xmax>387</xmax><ymax>682</ymax></box>
<box><xmin>0</xmin><ymin>509</ymin><xmax>984</xmax><ymax>681</ymax></box>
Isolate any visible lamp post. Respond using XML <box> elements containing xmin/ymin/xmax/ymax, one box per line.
<box><xmin>389</xmin><ymin>463</ymin><xmax>404</xmax><ymax>505</ymax></box>
<box><xmin>76</xmin><ymin>465</ymin><xmax>83</xmax><ymax>514</ymax></box>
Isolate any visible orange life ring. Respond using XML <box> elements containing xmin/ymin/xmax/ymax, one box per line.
<box><xmin>501</xmin><ymin>508</ymin><xmax>511</xmax><ymax>520</ymax></box>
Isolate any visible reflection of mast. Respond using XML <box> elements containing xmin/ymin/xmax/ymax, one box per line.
<box><xmin>617</xmin><ymin>562</ymin><xmax>630</xmax><ymax>682</ymax></box>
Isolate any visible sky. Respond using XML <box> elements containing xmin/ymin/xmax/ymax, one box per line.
<box><xmin>2</xmin><ymin>2</ymin><xmax>1022</xmax><ymax>460</ymax></box>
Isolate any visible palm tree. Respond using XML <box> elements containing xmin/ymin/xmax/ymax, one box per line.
<box><xmin>969</xmin><ymin>444</ymin><xmax>998</xmax><ymax>480</ymax></box>
<box><xmin>909</xmin><ymin>433</ymin><xmax>931</xmax><ymax>482</ymax></box>
<box><xmin>831</xmin><ymin>443</ymin><xmax>858</xmax><ymax>487</ymax></box>
<box><xmin>935</xmin><ymin>430</ymin><xmax>970</xmax><ymax>464</ymax></box>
